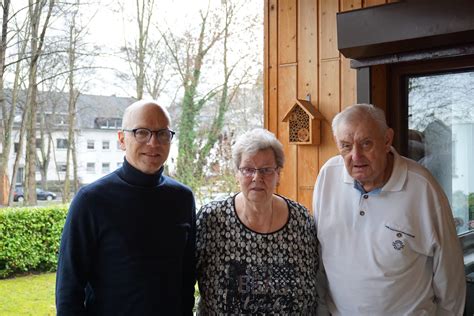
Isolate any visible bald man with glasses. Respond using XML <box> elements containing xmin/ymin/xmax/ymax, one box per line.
<box><xmin>56</xmin><ymin>100</ymin><xmax>196</xmax><ymax>315</ymax></box>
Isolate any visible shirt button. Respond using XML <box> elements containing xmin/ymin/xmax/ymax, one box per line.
<box><xmin>360</xmin><ymin>210</ymin><xmax>365</xmax><ymax>216</ymax></box>
<box><xmin>397</xmin><ymin>233</ymin><xmax>402</xmax><ymax>238</ymax></box>
<box><xmin>363</xmin><ymin>194</ymin><xmax>368</xmax><ymax>199</ymax></box>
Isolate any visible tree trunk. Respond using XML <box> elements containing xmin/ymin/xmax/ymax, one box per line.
<box><xmin>0</xmin><ymin>0</ymin><xmax>11</xmax><ymax>204</ymax></box>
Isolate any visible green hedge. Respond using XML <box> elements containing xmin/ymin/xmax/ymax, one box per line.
<box><xmin>0</xmin><ymin>205</ymin><xmax>68</xmax><ymax>278</ymax></box>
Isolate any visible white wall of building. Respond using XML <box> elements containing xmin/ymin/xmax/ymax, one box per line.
<box><xmin>6</xmin><ymin>128</ymin><xmax>126</xmax><ymax>187</ymax></box>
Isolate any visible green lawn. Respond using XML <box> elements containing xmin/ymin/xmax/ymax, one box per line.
<box><xmin>0</xmin><ymin>273</ymin><xmax>56</xmax><ymax>316</ymax></box>
<box><xmin>0</xmin><ymin>272</ymin><xmax>200</xmax><ymax>314</ymax></box>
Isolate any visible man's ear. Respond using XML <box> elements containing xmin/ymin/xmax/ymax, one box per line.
<box><xmin>118</xmin><ymin>130</ymin><xmax>126</xmax><ymax>151</ymax></box>
<box><xmin>385</xmin><ymin>128</ymin><xmax>394</xmax><ymax>151</ymax></box>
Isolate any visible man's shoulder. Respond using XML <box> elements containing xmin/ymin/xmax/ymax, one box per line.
<box><xmin>319</xmin><ymin>155</ymin><xmax>344</xmax><ymax>176</ymax></box>
<box><xmin>79</xmin><ymin>171</ymin><xmax>120</xmax><ymax>192</ymax></box>
<box><xmin>322</xmin><ymin>155</ymin><xmax>344</xmax><ymax>168</ymax></box>
<box><xmin>161</xmin><ymin>175</ymin><xmax>194</xmax><ymax>195</ymax></box>
<box><xmin>402</xmin><ymin>155</ymin><xmax>439</xmax><ymax>184</ymax></box>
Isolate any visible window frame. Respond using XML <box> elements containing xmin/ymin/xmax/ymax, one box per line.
<box><xmin>388</xmin><ymin>55</ymin><xmax>474</xmax><ymax>237</ymax></box>
<box><xmin>388</xmin><ymin>55</ymin><xmax>474</xmax><ymax>155</ymax></box>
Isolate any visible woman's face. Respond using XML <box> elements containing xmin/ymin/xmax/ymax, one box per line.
<box><xmin>236</xmin><ymin>148</ymin><xmax>280</xmax><ymax>204</ymax></box>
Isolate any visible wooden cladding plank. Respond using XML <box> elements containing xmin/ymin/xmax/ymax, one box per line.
<box><xmin>340</xmin><ymin>0</ymin><xmax>360</xmax><ymax>109</ymax></box>
<box><xmin>319</xmin><ymin>60</ymin><xmax>340</xmax><ymax>167</ymax></box>
<box><xmin>264</xmin><ymin>0</ymin><xmax>270</xmax><ymax>128</ymax></box>
<box><xmin>319</xmin><ymin>0</ymin><xmax>339</xmax><ymax>60</ymax></box>
<box><xmin>297</xmin><ymin>0</ymin><xmax>319</xmax><ymax>209</ymax></box>
<box><xmin>277</xmin><ymin>65</ymin><xmax>298</xmax><ymax>200</ymax></box>
<box><xmin>267</xmin><ymin>0</ymin><xmax>279</xmax><ymax>133</ymax></box>
<box><xmin>341</xmin><ymin>0</ymin><xmax>362</xmax><ymax>12</ymax></box>
<box><xmin>278</xmin><ymin>0</ymin><xmax>297</xmax><ymax>65</ymax></box>
<box><xmin>298</xmin><ymin>0</ymin><xmax>318</xmax><ymax>100</ymax></box>
<box><xmin>299</xmin><ymin>189</ymin><xmax>315</xmax><ymax>214</ymax></box>
<box><xmin>363</xmin><ymin>0</ymin><xmax>387</xmax><ymax>7</ymax></box>
<box><xmin>297</xmin><ymin>146</ymin><xmax>319</xmax><ymax>210</ymax></box>
<box><xmin>341</xmin><ymin>56</ymin><xmax>357</xmax><ymax>108</ymax></box>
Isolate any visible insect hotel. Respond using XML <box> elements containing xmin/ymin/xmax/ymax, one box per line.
<box><xmin>282</xmin><ymin>99</ymin><xmax>324</xmax><ymax>145</ymax></box>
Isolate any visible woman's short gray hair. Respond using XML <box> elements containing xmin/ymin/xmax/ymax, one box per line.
<box><xmin>232</xmin><ymin>128</ymin><xmax>285</xmax><ymax>171</ymax></box>
<box><xmin>332</xmin><ymin>103</ymin><xmax>389</xmax><ymax>136</ymax></box>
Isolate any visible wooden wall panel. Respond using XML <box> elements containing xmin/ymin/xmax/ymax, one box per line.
<box><xmin>277</xmin><ymin>66</ymin><xmax>298</xmax><ymax>200</ymax></box>
<box><xmin>363</xmin><ymin>0</ymin><xmax>387</xmax><ymax>7</ymax></box>
<box><xmin>276</xmin><ymin>0</ymin><xmax>298</xmax><ymax>200</ymax></box>
<box><xmin>265</xmin><ymin>0</ymin><xmax>396</xmax><ymax>207</ymax></box>
<box><xmin>340</xmin><ymin>0</ymin><xmax>360</xmax><ymax>109</ymax></box>
<box><xmin>278</xmin><ymin>0</ymin><xmax>297</xmax><ymax>65</ymax></box>
<box><xmin>319</xmin><ymin>60</ymin><xmax>341</xmax><ymax>167</ymax></box>
<box><xmin>341</xmin><ymin>0</ymin><xmax>362</xmax><ymax>11</ymax></box>
<box><xmin>298</xmin><ymin>0</ymin><xmax>318</xmax><ymax>99</ymax></box>
<box><xmin>266</xmin><ymin>0</ymin><xmax>279</xmax><ymax>133</ymax></box>
<box><xmin>340</xmin><ymin>57</ymin><xmax>356</xmax><ymax>109</ymax></box>
<box><xmin>319</xmin><ymin>0</ymin><xmax>340</xmax><ymax>175</ymax></box>
<box><xmin>297</xmin><ymin>0</ymin><xmax>319</xmax><ymax>210</ymax></box>
<box><xmin>319</xmin><ymin>0</ymin><xmax>339</xmax><ymax>60</ymax></box>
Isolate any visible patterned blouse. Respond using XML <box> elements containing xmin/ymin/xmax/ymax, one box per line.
<box><xmin>196</xmin><ymin>194</ymin><xmax>320</xmax><ymax>315</ymax></box>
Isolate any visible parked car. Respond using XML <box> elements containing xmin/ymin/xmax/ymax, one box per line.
<box><xmin>13</xmin><ymin>187</ymin><xmax>57</xmax><ymax>202</ymax></box>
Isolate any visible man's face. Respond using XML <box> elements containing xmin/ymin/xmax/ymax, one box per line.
<box><xmin>334</xmin><ymin>118</ymin><xmax>394</xmax><ymax>190</ymax></box>
<box><xmin>118</xmin><ymin>104</ymin><xmax>171</xmax><ymax>174</ymax></box>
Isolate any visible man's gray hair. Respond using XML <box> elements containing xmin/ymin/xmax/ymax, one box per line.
<box><xmin>232</xmin><ymin>128</ymin><xmax>285</xmax><ymax>171</ymax></box>
<box><xmin>332</xmin><ymin>103</ymin><xmax>389</xmax><ymax>136</ymax></box>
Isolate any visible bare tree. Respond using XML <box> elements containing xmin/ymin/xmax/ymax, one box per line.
<box><xmin>118</xmin><ymin>0</ymin><xmax>170</xmax><ymax>99</ymax></box>
<box><xmin>0</xmin><ymin>0</ymin><xmax>12</xmax><ymax>204</ymax></box>
<box><xmin>61</xmin><ymin>0</ymin><xmax>84</xmax><ymax>202</ymax></box>
<box><xmin>23</xmin><ymin>0</ymin><xmax>55</xmax><ymax>205</ymax></box>
<box><xmin>163</xmin><ymin>0</ymin><xmax>261</xmax><ymax>190</ymax></box>
<box><xmin>2</xmin><ymin>2</ymin><xmax>35</xmax><ymax>205</ymax></box>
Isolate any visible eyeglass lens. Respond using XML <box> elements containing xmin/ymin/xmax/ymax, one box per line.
<box><xmin>134</xmin><ymin>128</ymin><xmax>173</xmax><ymax>144</ymax></box>
<box><xmin>239</xmin><ymin>167</ymin><xmax>277</xmax><ymax>177</ymax></box>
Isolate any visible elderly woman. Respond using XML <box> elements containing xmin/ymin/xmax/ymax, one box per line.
<box><xmin>196</xmin><ymin>128</ymin><xmax>321</xmax><ymax>314</ymax></box>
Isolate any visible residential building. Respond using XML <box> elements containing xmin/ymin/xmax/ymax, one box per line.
<box><xmin>3</xmin><ymin>91</ymin><xmax>136</xmax><ymax>188</ymax></box>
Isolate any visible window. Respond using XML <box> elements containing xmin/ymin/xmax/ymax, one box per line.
<box><xmin>102</xmin><ymin>141</ymin><xmax>110</xmax><ymax>150</ymax></box>
<box><xmin>406</xmin><ymin>70</ymin><xmax>474</xmax><ymax>234</ymax></box>
<box><xmin>87</xmin><ymin>140</ymin><xmax>95</xmax><ymax>150</ymax></box>
<box><xmin>57</xmin><ymin>163</ymin><xmax>67</xmax><ymax>172</ymax></box>
<box><xmin>14</xmin><ymin>142</ymin><xmax>19</xmax><ymax>153</ymax></box>
<box><xmin>102</xmin><ymin>163</ymin><xmax>110</xmax><ymax>173</ymax></box>
<box><xmin>390</xmin><ymin>56</ymin><xmax>474</xmax><ymax>235</ymax></box>
<box><xmin>94</xmin><ymin>117</ymin><xmax>122</xmax><ymax>129</ymax></box>
<box><xmin>57</xmin><ymin>138</ymin><xmax>68</xmax><ymax>149</ymax></box>
<box><xmin>86</xmin><ymin>162</ymin><xmax>95</xmax><ymax>173</ymax></box>
<box><xmin>45</xmin><ymin>112</ymin><xmax>68</xmax><ymax>126</ymax></box>
<box><xmin>36</xmin><ymin>138</ymin><xmax>42</xmax><ymax>149</ymax></box>
<box><xmin>116</xmin><ymin>141</ymin><xmax>122</xmax><ymax>150</ymax></box>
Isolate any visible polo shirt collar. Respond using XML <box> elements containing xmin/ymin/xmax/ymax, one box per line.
<box><xmin>342</xmin><ymin>147</ymin><xmax>407</xmax><ymax>193</ymax></box>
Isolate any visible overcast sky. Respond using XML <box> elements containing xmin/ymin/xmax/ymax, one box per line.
<box><xmin>83</xmin><ymin>0</ymin><xmax>263</xmax><ymax>102</ymax></box>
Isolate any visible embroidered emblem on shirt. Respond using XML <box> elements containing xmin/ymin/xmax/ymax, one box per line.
<box><xmin>392</xmin><ymin>239</ymin><xmax>404</xmax><ymax>250</ymax></box>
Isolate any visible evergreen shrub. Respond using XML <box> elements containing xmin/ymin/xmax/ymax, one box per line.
<box><xmin>0</xmin><ymin>205</ymin><xmax>68</xmax><ymax>278</ymax></box>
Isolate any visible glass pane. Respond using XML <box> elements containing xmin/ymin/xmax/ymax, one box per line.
<box><xmin>407</xmin><ymin>70</ymin><xmax>474</xmax><ymax>235</ymax></box>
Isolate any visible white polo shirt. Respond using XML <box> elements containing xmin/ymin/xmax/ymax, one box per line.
<box><xmin>313</xmin><ymin>148</ymin><xmax>466</xmax><ymax>316</ymax></box>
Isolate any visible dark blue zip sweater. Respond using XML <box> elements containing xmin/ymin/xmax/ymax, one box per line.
<box><xmin>56</xmin><ymin>159</ymin><xmax>196</xmax><ymax>315</ymax></box>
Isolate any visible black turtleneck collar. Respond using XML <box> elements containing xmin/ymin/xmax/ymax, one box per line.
<box><xmin>117</xmin><ymin>158</ymin><xmax>164</xmax><ymax>187</ymax></box>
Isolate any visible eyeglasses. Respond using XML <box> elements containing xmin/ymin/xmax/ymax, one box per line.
<box><xmin>238</xmin><ymin>167</ymin><xmax>279</xmax><ymax>177</ymax></box>
<box><xmin>122</xmin><ymin>128</ymin><xmax>175</xmax><ymax>144</ymax></box>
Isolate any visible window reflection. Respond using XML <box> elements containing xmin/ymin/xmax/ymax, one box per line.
<box><xmin>408</xmin><ymin>71</ymin><xmax>474</xmax><ymax>234</ymax></box>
